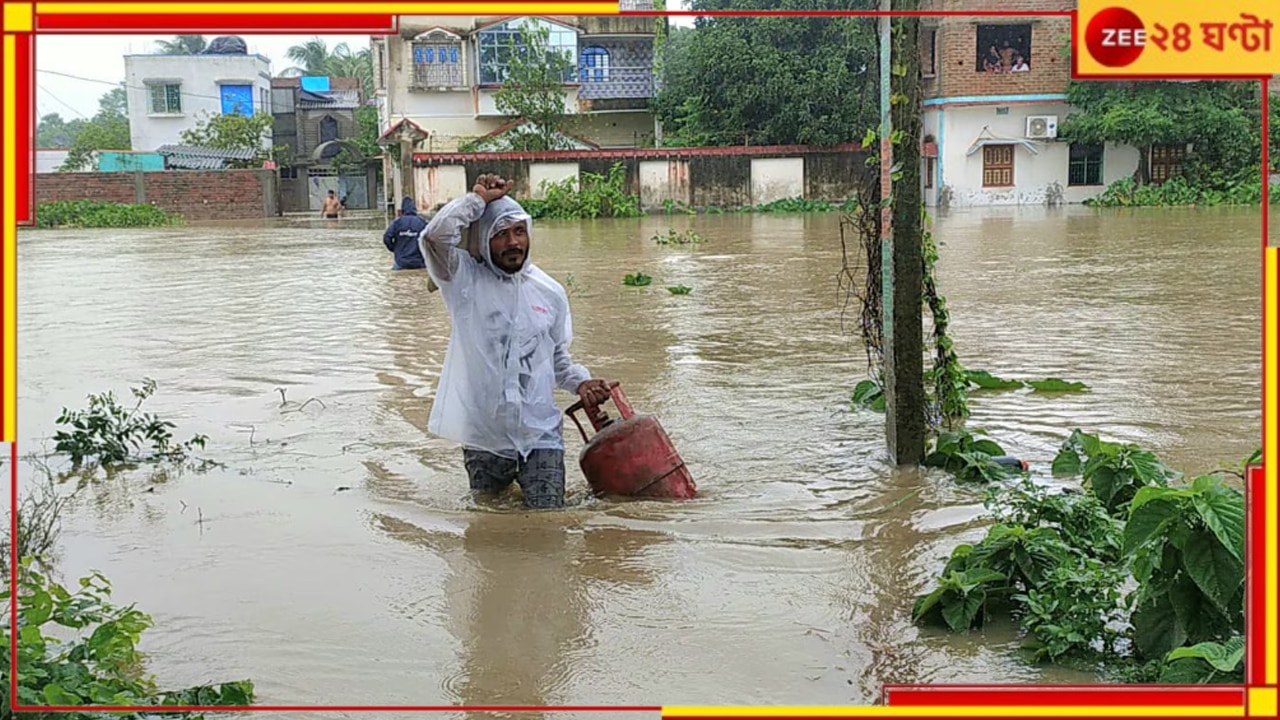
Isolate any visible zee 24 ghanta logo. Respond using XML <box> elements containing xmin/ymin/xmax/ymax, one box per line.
<box><xmin>1083</xmin><ymin>6</ymin><xmax>1274</xmax><ymax>68</ymax></box>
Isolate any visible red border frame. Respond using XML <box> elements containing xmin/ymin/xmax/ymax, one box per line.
<box><xmin>5</xmin><ymin>2</ymin><xmax>1274</xmax><ymax>715</ymax></box>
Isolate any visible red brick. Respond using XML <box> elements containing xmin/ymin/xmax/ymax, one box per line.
<box><xmin>920</xmin><ymin>0</ymin><xmax>1074</xmax><ymax>100</ymax></box>
<box><xmin>34</xmin><ymin>170</ymin><xmax>272</xmax><ymax>223</ymax></box>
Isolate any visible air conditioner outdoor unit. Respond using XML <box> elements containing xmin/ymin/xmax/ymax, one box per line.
<box><xmin>1026</xmin><ymin>115</ymin><xmax>1059</xmax><ymax>139</ymax></box>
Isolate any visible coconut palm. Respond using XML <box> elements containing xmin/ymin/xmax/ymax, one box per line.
<box><xmin>281</xmin><ymin>37</ymin><xmax>374</xmax><ymax>100</ymax></box>
<box><xmin>154</xmin><ymin>35</ymin><xmax>207</xmax><ymax>55</ymax></box>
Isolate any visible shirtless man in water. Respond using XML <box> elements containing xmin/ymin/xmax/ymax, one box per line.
<box><xmin>321</xmin><ymin>190</ymin><xmax>343</xmax><ymax>219</ymax></box>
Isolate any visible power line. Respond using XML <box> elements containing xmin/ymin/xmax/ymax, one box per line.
<box><xmin>36</xmin><ymin>83</ymin><xmax>89</xmax><ymax>119</ymax></box>
<box><xmin>37</xmin><ymin>68</ymin><xmax>250</xmax><ymax>105</ymax></box>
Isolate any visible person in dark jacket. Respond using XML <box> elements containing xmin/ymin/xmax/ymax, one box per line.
<box><xmin>383</xmin><ymin>197</ymin><xmax>428</xmax><ymax>270</ymax></box>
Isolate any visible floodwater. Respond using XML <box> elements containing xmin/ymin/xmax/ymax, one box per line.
<box><xmin>14</xmin><ymin>205</ymin><xmax>1263</xmax><ymax>716</ymax></box>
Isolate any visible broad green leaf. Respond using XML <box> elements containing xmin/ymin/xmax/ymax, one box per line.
<box><xmin>1169</xmin><ymin>572</ymin><xmax>1208</xmax><ymax>638</ymax></box>
<box><xmin>1168</xmin><ymin>636</ymin><xmax>1245</xmax><ymax>673</ymax></box>
<box><xmin>1132</xmin><ymin>595</ymin><xmax>1187</xmax><ymax>659</ymax></box>
<box><xmin>960</xmin><ymin>568</ymin><xmax>1006</xmax><ymax>590</ymax></box>
<box><xmin>1192</xmin><ymin>482</ymin><xmax>1245</xmax><ymax>564</ymax></box>
<box><xmin>970</xmin><ymin>439</ymin><xmax>1005</xmax><ymax>457</ymax></box>
<box><xmin>941</xmin><ymin>587</ymin><xmax>986</xmax><ymax>632</ymax></box>
<box><xmin>1159</xmin><ymin>657</ymin><xmax>1219</xmax><ymax>684</ymax></box>
<box><xmin>1090</xmin><ymin>465</ymin><xmax>1120</xmax><ymax>508</ymax></box>
<box><xmin>43</xmin><ymin>683</ymin><xmax>82</xmax><ymax>706</ymax></box>
<box><xmin>1127</xmin><ymin>449</ymin><xmax>1172</xmax><ymax>485</ymax></box>
<box><xmin>1130</xmin><ymin>485</ymin><xmax>1187</xmax><ymax>512</ymax></box>
<box><xmin>1183</xmin><ymin>530</ymin><xmax>1244</xmax><ymax>613</ymax></box>
<box><xmin>1123</xmin><ymin>498</ymin><xmax>1179</xmax><ymax>556</ymax></box>
<box><xmin>965</xmin><ymin>370</ymin><xmax>1024</xmax><ymax>390</ymax></box>
<box><xmin>1051</xmin><ymin>447</ymin><xmax>1081</xmax><ymax>476</ymax></box>
<box><xmin>911</xmin><ymin>588</ymin><xmax>945</xmax><ymax>623</ymax></box>
<box><xmin>1027</xmin><ymin>378</ymin><xmax>1088</xmax><ymax>392</ymax></box>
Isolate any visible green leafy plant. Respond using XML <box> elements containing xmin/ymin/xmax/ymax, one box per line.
<box><xmin>35</xmin><ymin>201</ymin><xmax>182</xmax><ymax>230</ymax></box>
<box><xmin>623</xmin><ymin>272</ymin><xmax>653</xmax><ymax>287</ymax></box>
<box><xmin>653</xmin><ymin>229</ymin><xmax>704</xmax><ymax>245</ymax></box>
<box><xmin>911</xmin><ymin>564</ymin><xmax>1008</xmax><ymax>632</ymax></box>
<box><xmin>1160</xmin><ymin>637</ymin><xmax>1245</xmax><ymax>683</ymax></box>
<box><xmin>922</xmin><ymin>219</ymin><xmax>969</xmax><ymax>427</ymax></box>
<box><xmin>916</xmin><ymin>437</ymin><xmax>1247</xmax><ymax>679</ymax></box>
<box><xmin>667</xmin><ymin>285</ymin><xmax>692</xmax><ymax>295</ymax></box>
<box><xmin>1124</xmin><ymin>474</ymin><xmax>1244</xmax><ymax>659</ymax></box>
<box><xmin>964</xmin><ymin>370</ymin><xmax>1089</xmax><ymax>393</ymax></box>
<box><xmin>523</xmin><ymin>163</ymin><xmax>643</xmax><ymax>219</ymax></box>
<box><xmin>923</xmin><ymin>429</ymin><xmax>1022</xmax><ymax>482</ymax></box>
<box><xmin>53</xmin><ymin>378</ymin><xmax>208</xmax><ymax>469</ymax></box>
<box><xmin>1052</xmin><ymin>429</ymin><xmax>1178</xmax><ymax>514</ymax></box>
<box><xmin>1015</xmin><ymin>558</ymin><xmax>1127</xmax><ymax>660</ymax></box>
<box><xmin>851</xmin><ymin>379</ymin><xmax>885</xmax><ymax>412</ymax></box>
<box><xmin>986</xmin><ymin>479</ymin><xmax>1123</xmax><ymax>563</ymax></box>
<box><xmin>661</xmin><ymin>198</ymin><xmax>697</xmax><ymax>215</ymax></box>
<box><xmin>1</xmin><ymin>559</ymin><xmax>254</xmax><ymax>716</ymax></box>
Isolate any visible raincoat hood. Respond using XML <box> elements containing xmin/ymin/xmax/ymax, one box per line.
<box><xmin>416</xmin><ymin>191</ymin><xmax>593</xmax><ymax>460</ymax></box>
<box><xmin>401</xmin><ymin>196</ymin><xmax>418</xmax><ymax>215</ymax></box>
<box><xmin>477</xmin><ymin>196</ymin><xmax>533</xmax><ymax>278</ymax></box>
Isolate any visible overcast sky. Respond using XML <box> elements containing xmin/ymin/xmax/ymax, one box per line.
<box><xmin>35</xmin><ymin>34</ymin><xmax>371</xmax><ymax>120</ymax></box>
<box><xmin>35</xmin><ymin>13</ymin><xmax>697</xmax><ymax>121</ymax></box>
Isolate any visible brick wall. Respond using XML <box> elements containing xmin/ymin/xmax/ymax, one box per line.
<box><xmin>35</xmin><ymin>169</ymin><xmax>278</xmax><ymax>221</ymax></box>
<box><xmin>921</xmin><ymin>0</ymin><xmax>1074</xmax><ymax>100</ymax></box>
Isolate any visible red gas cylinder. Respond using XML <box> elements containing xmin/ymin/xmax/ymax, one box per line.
<box><xmin>565</xmin><ymin>382</ymin><xmax>697</xmax><ymax>500</ymax></box>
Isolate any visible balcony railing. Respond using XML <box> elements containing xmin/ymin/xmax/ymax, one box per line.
<box><xmin>577</xmin><ymin>65</ymin><xmax>655</xmax><ymax>99</ymax></box>
<box><xmin>618</xmin><ymin>0</ymin><xmax>655</xmax><ymax>9</ymax></box>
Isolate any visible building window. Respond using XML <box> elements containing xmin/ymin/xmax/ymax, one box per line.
<box><xmin>147</xmin><ymin>83</ymin><xmax>182</xmax><ymax>114</ymax></box>
<box><xmin>1150</xmin><ymin>143</ymin><xmax>1187</xmax><ymax>185</ymax></box>
<box><xmin>982</xmin><ymin>144</ymin><xmax>1015</xmax><ymax>187</ymax></box>
<box><xmin>280</xmin><ymin>167</ymin><xmax>298</xmax><ymax>179</ymax></box>
<box><xmin>259</xmin><ymin>87</ymin><xmax>270</xmax><ymax>115</ymax></box>
<box><xmin>477</xmin><ymin>18</ymin><xmax>578</xmax><ymax>86</ymax></box>
<box><xmin>319</xmin><ymin>115</ymin><xmax>339</xmax><ymax>145</ymax></box>
<box><xmin>1068</xmin><ymin>143</ymin><xmax>1104</xmax><ymax>186</ymax></box>
<box><xmin>976</xmin><ymin>23</ymin><xmax>1032</xmax><ymax>72</ymax></box>
<box><xmin>924</xmin><ymin>157</ymin><xmax>936</xmax><ymax>189</ymax></box>
<box><xmin>579</xmin><ymin>46</ymin><xmax>610</xmax><ymax>82</ymax></box>
<box><xmin>922</xmin><ymin>28</ymin><xmax>937</xmax><ymax>77</ymax></box>
<box><xmin>412</xmin><ymin>30</ymin><xmax>464</xmax><ymax>87</ymax></box>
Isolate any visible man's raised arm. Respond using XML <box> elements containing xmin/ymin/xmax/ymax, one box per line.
<box><xmin>418</xmin><ymin>193</ymin><xmax>485</xmax><ymax>285</ymax></box>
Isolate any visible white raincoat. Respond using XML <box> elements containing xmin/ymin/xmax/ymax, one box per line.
<box><xmin>417</xmin><ymin>192</ymin><xmax>592</xmax><ymax>460</ymax></box>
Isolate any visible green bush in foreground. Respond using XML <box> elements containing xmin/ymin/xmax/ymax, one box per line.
<box><xmin>35</xmin><ymin>200</ymin><xmax>182</xmax><ymax>229</ymax></box>
<box><xmin>1</xmin><ymin>559</ymin><xmax>254</xmax><ymax>717</ymax></box>
<box><xmin>914</xmin><ymin>428</ymin><xmax>1250</xmax><ymax>685</ymax></box>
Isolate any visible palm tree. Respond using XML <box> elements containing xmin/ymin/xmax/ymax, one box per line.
<box><xmin>154</xmin><ymin>35</ymin><xmax>207</xmax><ymax>54</ymax></box>
<box><xmin>281</xmin><ymin>38</ymin><xmax>374</xmax><ymax>100</ymax></box>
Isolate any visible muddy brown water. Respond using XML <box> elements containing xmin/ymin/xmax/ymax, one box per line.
<box><xmin>14</xmin><ymin>206</ymin><xmax>1262</xmax><ymax>717</ymax></box>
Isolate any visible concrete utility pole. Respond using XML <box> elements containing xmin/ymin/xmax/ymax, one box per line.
<box><xmin>878</xmin><ymin>0</ymin><xmax>927</xmax><ymax>465</ymax></box>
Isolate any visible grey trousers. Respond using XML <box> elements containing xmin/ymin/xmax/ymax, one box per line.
<box><xmin>462</xmin><ymin>448</ymin><xmax>567</xmax><ymax>509</ymax></box>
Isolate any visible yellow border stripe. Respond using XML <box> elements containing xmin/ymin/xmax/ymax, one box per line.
<box><xmin>661</xmin><ymin>707</ymin><xmax>1242</xmax><ymax>718</ymax></box>
<box><xmin>3</xmin><ymin>35</ymin><xmax>16</xmax><ymax>444</ymax></box>
<box><xmin>1267</xmin><ymin>247</ymin><xmax>1278</xmax><ymax>686</ymax></box>
<box><xmin>36</xmin><ymin>2</ymin><xmax>621</xmax><ymax>14</ymax></box>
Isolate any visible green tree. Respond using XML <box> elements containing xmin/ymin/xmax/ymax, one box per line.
<box><xmin>352</xmin><ymin>103</ymin><xmax>382</xmax><ymax>159</ymax></box>
<box><xmin>281</xmin><ymin>37</ymin><xmax>374</xmax><ymax>100</ymax></box>
<box><xmin>180</xmin><ymin>112</ymin><xmax>277</xmax><ymax>167</ymax></box>
<box><xmin>653</xmin><ymin>0</ymin><xmax>880</xmax><ymax>147</ymax></box>
<box><xmin>36</xmin><ymin>113</ymin><xmax>86</xmax><ymax>149</ymax></box>
<box><xmin>154</xmin><ymin>34</ymin><xmax>207</xmax><ymax>54</ymax></box>
<box><xmin>491</xmin><ymin>21</ymin><xmax>576</xmax><ymax>151</ymax></box>
<box><xmin>98</xmin><ymin>86</ymin><xmax>127</xmax><ymax>115</ymax></box>
<box><xmin>1059</xmin><ymin>81</ymin><xmax>1263</xmax><ymax>188</ymax></box>
<box><xmin>57</xmin><ymin>87</ymin><xmax>131</xmax><ymax>171</ymax></box>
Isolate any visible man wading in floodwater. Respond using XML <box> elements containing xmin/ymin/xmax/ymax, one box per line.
<box><xmin>418</xmin><ymin>173</ymin><xmax>610</xmax><ymax>509</ymax></box>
